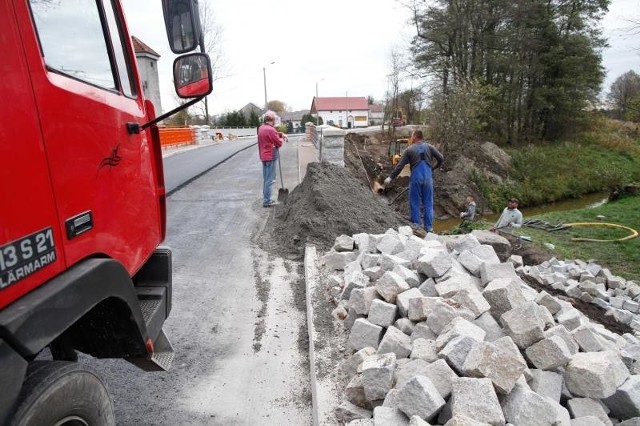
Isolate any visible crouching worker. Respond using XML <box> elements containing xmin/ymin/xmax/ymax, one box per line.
<box><xmin>491</xmin><ymin>197</ymin><xmax>523</xmax><ymax>232</ymax></box>
<box><xmin>460</xmin><ymin>195</ymin><xmax>476</xmax><ymax>222</ymax></box>
<box><xmin>459</xmin><ymin>195</ymin><xmax>477</xmax><ymax>231</ymax></box>
<box><xmin>384</xmin><ymin>130</ymin><xmax>444</xmax><ymax>232</ymax></box>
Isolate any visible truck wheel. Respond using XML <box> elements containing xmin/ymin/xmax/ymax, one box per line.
<box><xmin>11</xmin><ymin>361</ymin><xmax>115</xmax><ymax>426</ymax></box>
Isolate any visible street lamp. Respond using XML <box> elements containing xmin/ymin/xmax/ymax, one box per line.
<box><xmin>315</xmin><ymin>78</ymin><xmax>324</xmax><ymax>125</ymax></box>
<box><xmin>315</xmin><ymin>78</ymin><xmax>324</xmax><ymax>98</ymax></box>
<box><xmin>263</xmin><ymin>61</ymin><xmax>275</xmax><ymax>108</ymax></box>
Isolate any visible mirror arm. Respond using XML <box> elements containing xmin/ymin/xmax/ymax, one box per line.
<box><xmin>127</xmin><ymin>95</ymin><xmax>205</xmax><ymax>135</ymax></box>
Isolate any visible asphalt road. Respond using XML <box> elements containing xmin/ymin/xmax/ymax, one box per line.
<box><xmin>162</xmin><ymin>137</ymin><xmax>259</xmax><ymax>195</ymax></box>
<box><xmin>83</xmin><ymin>136</ymin><xmax>313</xmax><ymax>425</ymax></box>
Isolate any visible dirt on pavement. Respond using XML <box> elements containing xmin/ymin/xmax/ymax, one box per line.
<box><xmin>260</xmin><ymin>161</ymin><xmax>418</xmax><ymax>259</ymax></box>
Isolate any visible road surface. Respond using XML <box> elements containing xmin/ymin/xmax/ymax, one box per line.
<box><xmin>162</xmin><ymin>137</ymin><xmax>258</xmax><ymax>195</ymax></box>
<box><xmin>84</xmin><ymin>136</ymin><xmax>313</xmax><ymax>425</ymax></box>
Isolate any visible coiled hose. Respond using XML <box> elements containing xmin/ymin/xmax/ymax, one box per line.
<box><xmin>563</xmin><ymin>222</ymin><xmax>639</xmax><ymax>242</ymax></box>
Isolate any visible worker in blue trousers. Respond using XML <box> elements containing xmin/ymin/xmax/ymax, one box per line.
<box><xmin>385</xmin><ymin>129</ymin><xmax>444</xmax><ymax>232</ymax></box>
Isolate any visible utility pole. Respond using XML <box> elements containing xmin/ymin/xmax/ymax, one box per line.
<box><xmin>315</xmin><ymin>78</ymin><xmax>324</xmax><ymax>125</ymax></box>
<box><xmin>263</xmin><ymin>61</ymin><xmax>275</xmax><ymax>109</ymax></box>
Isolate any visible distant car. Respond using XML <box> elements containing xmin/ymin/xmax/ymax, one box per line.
<box><xmin>391</xmin><ymin>118</ymin><xmax>405</xmax><ymax>127</ymax></box>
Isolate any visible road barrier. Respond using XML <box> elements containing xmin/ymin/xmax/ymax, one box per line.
<box><xmin>159</xmin><ymin>127</ymin><xmax>195</xmax><ymax>148</ymax></box>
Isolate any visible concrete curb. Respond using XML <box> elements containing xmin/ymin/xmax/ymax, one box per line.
<box><xmin>304</xmin><ymin>244</ymin><xmax>320</xmax><ymax>426</ymax></box>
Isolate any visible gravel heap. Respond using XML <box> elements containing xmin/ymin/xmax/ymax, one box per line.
<box><xmin>319</xmin><ymin>228</ymin><xmax>640</xmax><ymax>425</ymax></box>
<box><xmin>268</xmin><ymin>162</ymin><xmax>414</xmax><ymax>258</ymax></box>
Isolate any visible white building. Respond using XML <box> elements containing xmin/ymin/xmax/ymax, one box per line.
<box><xmin>132</xmin><ymin>36</ymin><xmax>162</xmax><ymax>114</ymax></box>
<box><xmin>310</xmin><ymin>97</ymin><xmax>370</xmax><ymax>129</ymax></box>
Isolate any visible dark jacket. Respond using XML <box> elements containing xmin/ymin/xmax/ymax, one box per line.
<box><xmin>389</xmin><ymin>140</ymin><xmax>444</xmax><ymax>179</ymax></box>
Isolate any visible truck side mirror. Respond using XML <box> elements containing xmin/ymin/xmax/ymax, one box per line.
<box><xmin>162</xmin><ymin>0</ymin><xmax>202</xmax><ymax>54</ymax></box>
<box><xmin>174</xmin><ymin>53</ymin><xmax>213</xmax><ymax>98</ymax></box>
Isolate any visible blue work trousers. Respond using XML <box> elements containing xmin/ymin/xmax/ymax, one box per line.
<box><xmin>409</xmin><ymin>162</ymin><xmax>434</xmax><ymax>231</ymax></box>
<box><xmin>262</xmin><ymin>159</ymin><xmax>276</xmax><ymax>204</ymax></box>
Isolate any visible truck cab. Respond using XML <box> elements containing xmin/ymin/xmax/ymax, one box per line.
<box><xmin>0</xmin><ymin>1</ymin><xmax>211</xmax><ymax>424</ymax></box>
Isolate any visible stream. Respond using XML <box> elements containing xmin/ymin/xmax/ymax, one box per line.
<box><xmin>434</xmin><ymin>192</ymin><xmax>609</xmax><ymax>233</ymax></box>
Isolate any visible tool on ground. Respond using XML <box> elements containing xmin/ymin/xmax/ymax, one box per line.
<box><xmin>495</xmin><ymin>226</ymin><xmax>532</xmax><ymax>241</ymax></box>
<box><xmin>523</xmin><ymin>219</ymin><xmax>570</xmax><ymax>231</ymax></box>
<box><xmin>277</xmin><ymin>150</ymin><xmax>289</xmax><ymax>202</ymax></box>
<box><xmin>388</xmin><ymin>187</ymin><xmax>409</xmax><ymax>205</ymax></box>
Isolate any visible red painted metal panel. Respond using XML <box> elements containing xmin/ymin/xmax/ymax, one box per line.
<box><xmin>0</xmin><ymin>2</ymin><xmax>65</xmax><ymax>308</ymax></box>
<box><xmin>12</xmin><ymin>1</ymin><xmax>162</xmax><ymax>278</ymax></box>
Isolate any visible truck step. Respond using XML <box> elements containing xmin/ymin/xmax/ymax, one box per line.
<box><xmin>139</xmin><ymin>298</ymin><xmax>163</xmax><ymax>326</ymax></box>
<box><xmin>125</xmin><ymin>287</ymin><xmax>174</xmax><ymax>371</ymax></box>
<box><xmin>149</xmin><ymin>329</ymin><xmax>174</xmax><ymax>371</ymax></box>
<box><xmin>127</xmin><ymin>329</ymin><xmax>174</xmax><ymax>372</ymax></box>
<box><xmin>136</xmin><ymin>286</ymin><xmax>166</xmax><ymax>342</ymax></box>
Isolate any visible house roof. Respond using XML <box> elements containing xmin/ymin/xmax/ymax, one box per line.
<box><xmin>369</xmin><ymin>104</ymin><xmax>384</xmax><ymax>113</ymax></box>
<box><xmin>280</xmin><ymin>110</ymin><xmax>310</xmax><ymax>121</ymax></box>
<box><xmin>311</xmin><ymin>97</ymin><xmax>369</xmax><ymax>112</ymax></box>
<box><xmin>240</xmin><ymin>103</ymin><xmax>264</xmax><ymax>116</ymax></box>
<box><xmin>132</xmin><ymin>36</ymin><xmax>160</xmax><ymax>57</ymax></box>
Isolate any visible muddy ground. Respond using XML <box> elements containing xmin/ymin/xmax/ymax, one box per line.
<box><xmin>342</xmin><ymin>129</ymin><xmax>556</xmax><ymax>265</ymax></box>
<box><xmin>342</xmin><ymin>128</ymin><xmax>514</xmax><ymax>220</ymax></box>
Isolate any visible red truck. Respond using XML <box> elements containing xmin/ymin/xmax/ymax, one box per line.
<box><xmin>0</xmin><ymin>1</ymin><xmax>212</xmax><ymax>424</ymax></box>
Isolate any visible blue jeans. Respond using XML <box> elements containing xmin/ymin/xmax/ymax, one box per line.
<box><xmin>262</xmin><ymin>160</ymin><xmax>276</xmax><ymax>204</ymax></box>
<box><xmin>409</xmin><ymin>162</ymin><xmax>434</xmax><ymax>231</ymax></box>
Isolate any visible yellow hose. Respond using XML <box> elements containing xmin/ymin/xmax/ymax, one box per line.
<box><xmin>563</xmin><ymin>222</ymin><xmax>639</xmax><ymax>242</ymax></box>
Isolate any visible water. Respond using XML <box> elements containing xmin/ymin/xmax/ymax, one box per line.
<box><xmin>433</xmin><ymin>192</ymin><xmax>609</xmax><ymax>233</ymax></box>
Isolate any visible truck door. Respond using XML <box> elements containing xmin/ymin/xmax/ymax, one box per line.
<box><xmin>0</xmin><ymin>2</ymin><xmax>66</xmax><ymax>308</ymax></box>
<box><xmin>17</xmin><ymin>0</ymin><xmax>163</xmax><ymax>274</ymax></box>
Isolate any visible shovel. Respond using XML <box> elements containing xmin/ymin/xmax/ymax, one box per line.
<box><xmin>277</xmin><ymin>150</ymin><xmax>289</xmax><ymax>202</ymax></box>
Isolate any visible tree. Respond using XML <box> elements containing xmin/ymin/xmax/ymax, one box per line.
<box><xmin>427</xmin><ymin>80</ymin><xmax>495</xmax><ymax>151</ymax></box>
<box><xmin>186</xmin><ymin>0</ymin><xmax>224</xmax><ymax>125</ymax></box>
<box><xmin>248</xmin><ymin>110</ymin><xmax>261</xmax><ymax>127</ymax></box>
<box><xmin>608</xmin><ymin>71</ymin><xmax>640</xmax><ymax>120</ymax></box>
<box><xmin>164</xmin><ymin>105</ymin><xmax>191</xmax><ymax>127</ymax></box>
<box><xmin>409</xmin><ymin>0</ymin><xmax>608</xmax><ymax>143</ymax></box>
<box><xmin>384</xmin><ymin>47</ymin><xmax>405</xmax><ymax>134</ymax></box>
<box><xmin>217</xmin><ymin>110</ymin><xmax>246</xmax><ymax>127</ymax></box>
<box><xmin>396</xmin><ymin>88</ymin><xmax>425</xmax><ymax>125</ymax></box>
<box><xmin>266</xmin><ymin>100</ymin><xmax>288</xmax><ymax>113</ymax></box>
<box><xmin>301</xmin><ymin>113</ymin><xmax>322</xmax><ymax>125</ymax></box>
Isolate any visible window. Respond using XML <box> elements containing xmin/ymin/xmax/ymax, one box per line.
<box><xmin>29</xmin><ymin>0</ymin><xmax>118</xmax><ymax>91</ymax></box>
<box><xmin>102</xmin><ymin>0</ymin><xmax>135</xmax><ymax>97</ymax></box>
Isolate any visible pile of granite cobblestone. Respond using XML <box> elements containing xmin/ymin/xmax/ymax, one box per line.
<box><xmin>319</xmin><ymin>227</ymin><xmax>640</xmax><ymax>425</ymax></box>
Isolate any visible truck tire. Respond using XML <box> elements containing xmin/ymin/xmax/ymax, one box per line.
<box><xmin>10</xmin><ymin>361</ymin><xmax>115</xmax><ymax>426</ymax></box>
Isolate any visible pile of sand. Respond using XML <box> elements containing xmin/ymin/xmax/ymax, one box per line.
<box><xmin>262</xmin><ymin>162</ymin><xmax>414</xmax><ymax>258</ymax></box>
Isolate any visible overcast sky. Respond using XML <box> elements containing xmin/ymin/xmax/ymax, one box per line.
<box><xmin>121</xmin><ymin>0</ymin><xmax>640</xmax><ymax>116</ymax></box>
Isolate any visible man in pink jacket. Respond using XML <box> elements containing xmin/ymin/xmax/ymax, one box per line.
<box><xmin>258</xmin><ymin>111</ymin><xmax>287</xmax><ymax>207</ymax></box>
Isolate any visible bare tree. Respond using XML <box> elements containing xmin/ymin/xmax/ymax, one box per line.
<box><xmin>608</xmin><ymin>70</ymin><xmax>640</xmax><ymax>119</ymax></box>
<box><xmin>385</xmin><ymin>47</ymin><xmax>406</xmax><ymax>134</ymax></box>
<box><xmin>197</xmin><ymin>0</ymin><xmax>224</xmax><ymax>124</ymax></box>
<box><xmin>266</xmin><ymin>100</ymin><xmax>288</xmax><ymax>113</ymax></box>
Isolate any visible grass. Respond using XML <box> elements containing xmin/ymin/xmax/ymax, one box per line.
<box><xmin>483</xmin><ymin>195</ymin><xmax>640</xmax><ymax>279</ymax></box>
<box><xmin>473</xmin><ymin>119</ymin><xmax>640</xmax><ymax>212</ymax></box>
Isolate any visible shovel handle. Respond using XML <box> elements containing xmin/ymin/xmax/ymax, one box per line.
<box><xmin>277</xmin><ymin>149</ymin><xmax>284</xmax><ymax>189</ymax></box>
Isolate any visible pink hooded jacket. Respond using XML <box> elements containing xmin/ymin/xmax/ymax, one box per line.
<box><xmin>257</xmin><ymin>124</ymin><xmax>283</xmax><ymax>161</ymax></box>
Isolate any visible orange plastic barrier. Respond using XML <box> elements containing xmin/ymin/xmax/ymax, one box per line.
<box><xmin>159</xmin><ymin>127</ymin><xmax>195</xmax><ymax>148</ymax></box>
